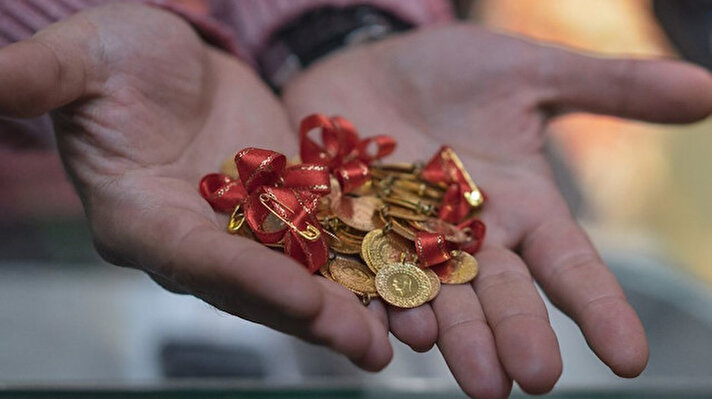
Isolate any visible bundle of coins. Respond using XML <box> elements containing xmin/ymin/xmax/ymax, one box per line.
<box><xmin>227</xmin><ymin>159</ymin><xmax>483</xmax><ymax>309</ymax></box>
<box><xmin>205</xmin><ymin>115</ymin><xmax>485</xmax><ymax>309</ymax></box>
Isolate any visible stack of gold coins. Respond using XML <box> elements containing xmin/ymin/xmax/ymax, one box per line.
<box><xmin>316</xmin><ymin>162</ymin><xmax>482</xmax><ymax>308</ymax></box>
<box><xmin>227</xmin><ymin>160</ymin><xmax>481</xmax><ymax>309</ymax></box>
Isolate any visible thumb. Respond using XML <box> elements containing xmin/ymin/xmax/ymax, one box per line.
<box><xmin>0</xmin><ymin>19</ymin><xmax>97</xmax><ymax>118</ymax></box>
<box><xmin>537</xmin><ymin>47</ymin><xmax>712</xmax><ymax>123</ymax></box>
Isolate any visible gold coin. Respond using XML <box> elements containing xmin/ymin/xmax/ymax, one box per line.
<box><xmin>349</xmin><ymin>180</ymin><xmax>378</xmax><ymax>197</ymax></box>
<box><xmin>409</xmin><ymin>218</ymin><xmax>469</xmax><ymax>244</ymax></box>
<box><xmin>382</xmin><ymin>204</ymin><xmax>429</xmax><ymax>221</ymax></box>
<box><xmin>391</xmin><ymin>180</ymin><xmax>443</xmax><ymax>200</ymax></box>
<box><xmin>388</xmin><ymin>186</ymin><xmax>442</xmax><ymax>206</ymax></box>
<box><xmin>317</xmin><ymin>177</ymin><xmax>342</xmax><ymax>222</ymax></box>
<box><xmin>431</xmin><ymin>251</ymin><xmax>479</xmax><ymax>284</ymax></box>
<box><xmin>423</xmin><ymin>268</ymin><xmax>441</xmax><ymax>302</ymax></box>
<box><xmin>389</xmin><ymin>217</ymin><xmax>417</xmax><ymax>241</ymax></box>
<box><xmin>337</xmin><ymin>226</ymin><xmax>366</xmax><ymax>241</ymax></box>
<box><xmin>329</xmin><ymin>257</ymin><xmax>378</xmax><ymax>295</ymax></box>
<box><xmin>380</xmin><ymin>195</ymin><xmax>434</xmax><ymax>215</ymax></box>
<box><xmin>319</xmin><ymin>262</ymin><xmax>334</xmax><ymax>280</ymax></box>
<box><xmin>375</xmin><ymin>263</ymin><xmax>431</xmax><ymax>308</ymax></box>
<box><xmin>328</xmin><ymin>232</ymin><xmax>362</xmax><ymax>255</ymax></box>
<box><xmin>331</xmin><ymin>195</ymin><xmax>384</xmax><ymax>231</ymax></box>
<box><xmin>361</xmin><ymin>229</ymin><xmax>417</xmax><ymax>274</ymax></box>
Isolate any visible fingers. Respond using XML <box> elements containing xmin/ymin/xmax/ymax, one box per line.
<box><xmin>473</xmin><ymin>246</ymin><xmax>562</xmax><ymax>394</ymax></box>
<box><xmin>536</xmin><ymin>47</ymin><xmax>712</xmax><ymax>123</ymax></box>
<box><xmin>0</xmin><ymin>29</ymin><xmax>91</xmax><ymax>118</ymax></box>
<box><xmin>520</xmin><ymin>216</ymin><xmax>648</xmax><ymax>378</ymax></box>
<box><xmin>387</xmin><ymin>304</ymin><xmax>438</xmax><ymax>352</ymax></box>
<box><xmin>432</xmin><ymin>284</ymin><xmax>511</xmax><ymax>399</ymax></box>
<box><xmin>110</xmin><ymin>204</ymin><xmax>393</xmax><ymax>372</ymax></box>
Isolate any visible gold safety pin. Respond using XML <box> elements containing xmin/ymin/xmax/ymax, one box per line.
<box><xmin>258</xmin><ymin>192</ymin><xmax>321</xmax><ymax>241</ymax></box>
<box><xmin>228</xmin><ymin>204</ymin><xmax>245</xmax><ymax>233</ymax></box>
<box><xmin>441</xmin><ymin>148</ymin><xmax>484</xmax><ymax>208</ymax></box>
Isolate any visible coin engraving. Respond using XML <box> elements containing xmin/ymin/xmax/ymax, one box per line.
<box><xmin>431</xmin><ymin>251</ymin><xmax>479</xmax><ymax>284</ymax></box>
<box><xmin>375</xmin><ymin>263</ymin><xmax>431</xmax><ymax>308</ymax></box>
<box><xmin>329</xmin><ymin>257</ymin><xmax>377</xmax><ymax>294</ymax></box>
<box><xmin>362</xmin><ymin>229</ymin><xmax>416</xmax><ymax>274</ymax></box>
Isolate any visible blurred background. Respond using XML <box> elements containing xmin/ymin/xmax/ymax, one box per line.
<box><xmin>2</xmin><ymin>0</ymin><xmax>712</xmax><ymax>397</ymax></box>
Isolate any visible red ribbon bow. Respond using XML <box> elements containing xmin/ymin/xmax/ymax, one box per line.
<box><xmin>199</xmin><ymin>148</ymin><xmax>331</xmax><ymax>273</ymax></box>
<box><xmin>420</xmin><ymin>146</ymin><xmax>485</xmax><ymax>224</ymax></box>
<box><xmin>299</xmin><ymin>114</ymin><xmax>396</xmax><ymax>193</ymax></box>
<box><xmin>414</xmin><ymin>218</ymin><xmax>487</xmax><ymax>268</ymax></box>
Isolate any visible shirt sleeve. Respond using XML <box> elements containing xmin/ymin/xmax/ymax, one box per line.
<box><xmin>0</xmin><ymin>0</ymin><xmax>246</xmax><ymax>150</ymax></box>
<box><xmin>209</xmin><ymin>0</ymin><xmax>454</xmax><ymax>65</ymax></box>
<box><xmin>0</xmin><ymin>0</ymin><xmax>246</xmax><ymax>55</ymax></box>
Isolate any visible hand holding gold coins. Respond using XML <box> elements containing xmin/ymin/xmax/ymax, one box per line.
<box><xmin>199</xmin><ymin>114</ymin><xmax>486</xmax><ymax>309</ymax></box>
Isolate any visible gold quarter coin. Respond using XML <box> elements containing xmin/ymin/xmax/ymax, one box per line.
<box><xmin>431</xmin><ymin>251</ymin><xmax>479</xmax><ymax>284</ymax></box>
<box><xmin>391</xmin><ymin>180</ymin><xmax>443</xmax><ymax>200</ymax></box>
<box><xmin>329</xmin><ymin>257</ymin><xmax>378</xmax><ymax>295</ymax></box>
<box><xmin>328</xmin><ymin>232</ymin><xmax>362</xmax><ymax>255</ymax></box>
<box><xmin>319</xmin><ymin>262</ymin><xmax>334</xmax><ymax>280</ymax></box>
<box><xmin>382</xmin><ymin>204</ymin><xmax>429</xmax><ymax>221</ymax></box>
<box><xmin>349</xmin><ymin>180</ymin><xmax>378</xmax><ymax>197</ymax></box>
<box><xmin>361</xmin><ymin>229</ymin><xmax>417</xmax><ymax>274</ymax></box>
<box><xmin>423</xmin><ymin>268</ymin><xmax>441</xmax><ymax>302</ymax></box>
<box><xmin>337</xmin><ymin>226</ymin><xmax>366</xmax><ymax>241</ymax></box>
<box><xmin>389</xmin><ymin>217</ymin><xmax>417</xmax><ymax>241</ymax></box>
<box><xmin>332</xmin><ymin>195</ymin><xmax>384</xmax><ymax>231</ymax></box>
<box><xmin>375</xmin><ymin>263</ymin><xmax>431</xmax><ymax>308</ymax></box>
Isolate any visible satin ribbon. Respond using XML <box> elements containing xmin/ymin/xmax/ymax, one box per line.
<box><xmin>414</xmin><ymin>218</ymin><xmax>486</xmax><ymax>268</ymax></box>
<box><xmin>199</xmin><ymin>148</ymin><xmax>331</xmax><ymax>273</ymax></box>
<box><xmin>420</xmin><ymin>146</ymin><xmax>483</xmax><ymax>224</ymax></box>
<box><xmin>299</xmin><ymin>114</ymin><xmax>395</xmax><ymax>193</ymax></box>
<box><xmin>458</xmin><ymin>218</ymin><xmax>486</xmax><ymax>255</ymax></box>
<box><xmin>415</xmin><ymin>232</ymin><xmax>457</xmax><ymax>268</ymax></box>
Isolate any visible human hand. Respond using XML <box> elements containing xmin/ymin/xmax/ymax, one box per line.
<box><xmin>282</xmin><ymin>25</ymin><xmax>712</xmax><ymax>397</ymax></box>
<box><xmin>0</xmin><ymin>3</ymin><xmax>392</xmax><ymax>371</ymax></box>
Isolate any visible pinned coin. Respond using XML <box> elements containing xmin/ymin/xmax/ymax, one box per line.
<box><xmin>431</xmin><ymin>251</ymin><xmax>479</xmax><ymax>284</ymax></box>
<box><xmin>361</xmin><ymin>229</ymin><xmax>417</xmax><ymax>274</ymax></box>
<box><xmin>332</xmin><ymin>195</ymin><xmax>384</xmax><ymax>231</ymax></box>
<box><xmin>388</xmin><ymin>217</ymin><xmax>418</xmax><ymax>241</ymax></box>
<box><xmin>328</xmin><ymin>232</ymin><xmax>362</xmax><ymax>255</ymax></box>
<box><xmin>381</xmin><ymin>204</ymin><xmax>429</xmax><ymax>221</ymax></box>
<box><xmin>329</xmin><ymin>257</ymin><xmax>378</xmax><ymax>295</ymax></box>
<box><xmin>375</xmin><ymin>263</ymin><xmax>432</xmax><ymax>308</ymax></box>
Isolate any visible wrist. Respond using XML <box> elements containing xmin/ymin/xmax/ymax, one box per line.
<box><xmin>258</xmin><ymin>5</ymin><xmax>415</xmax><ymax>90</ymax></box>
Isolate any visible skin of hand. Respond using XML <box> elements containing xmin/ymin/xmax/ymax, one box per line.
<box><xmin>0</xmin><ymin>3</ymin><xmax>394</xmax><ymax>371</ymax></box>
<box><xmin>281</xmin><ymin>25</ymin><xmax>712</xmax><ymax>398</ymax></box>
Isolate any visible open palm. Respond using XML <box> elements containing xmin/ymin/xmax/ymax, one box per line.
<box><xmin>0</xmin><ymin>3</ymin><xmax>392</xmax><ymax>371</ymax></box>
<box><xmin>282</xmin><ymin>25</ymin><xmax>712</xmax><ymax>398</ymax></box>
